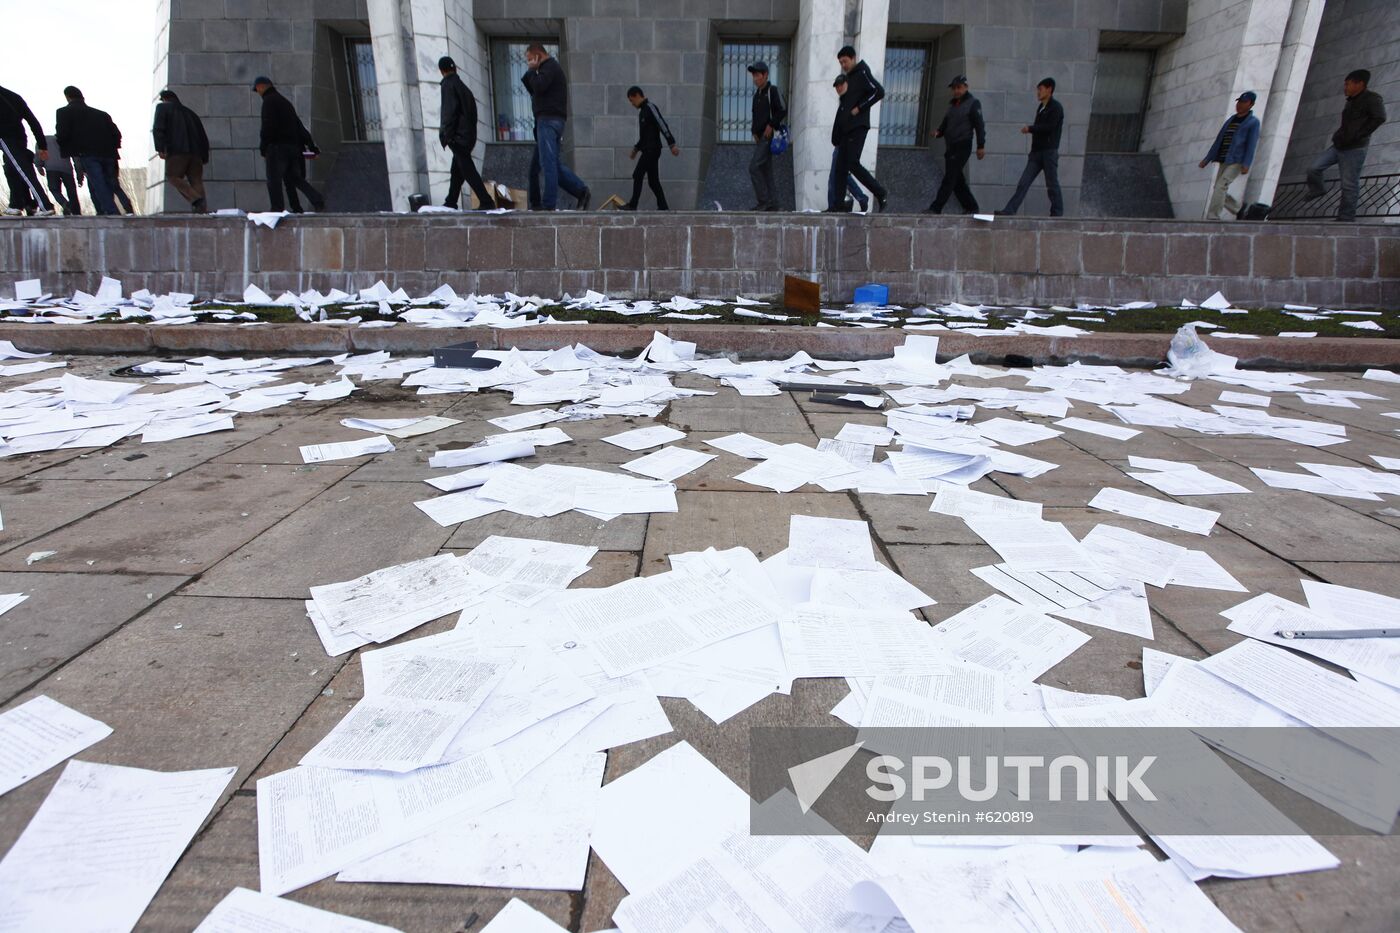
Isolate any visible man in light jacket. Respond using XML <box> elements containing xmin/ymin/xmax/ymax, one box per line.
<box><xmin>1198</xmin><ymin>91</ymin><xmax>1260</xmax><ymax>220</ymax></box>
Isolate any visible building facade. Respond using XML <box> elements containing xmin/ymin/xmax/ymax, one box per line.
<box><xmin>148</xmin><ymin>0</ymin><xmax>1398</xmax><ymax>218</ymax></box>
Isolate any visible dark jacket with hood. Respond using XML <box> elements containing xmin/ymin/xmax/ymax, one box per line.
<box><xmin>439</xmin><ymin>71</ymin><xmax>479</xmax><ymax>148</ymax></box>
<box><xmin>841</xmin><ymin>59</ymin><xmax>885</xmax><ymax>131</ymax></box>
<box><xmin>1333</xmin><ymin>89</ymin><xmax>1387</xmax><ymax>150</ymax></box>
<box><xmin>633</xmin><ymin>99</ymin><xmax>675</xmax><ymax>153</ymax></box>
<box><xmin>0</xmin><ymin>86</ymin><xmax>44</xmax><ymax>146</ymax></box>
<box><xmin>152</xmin><ymin>94</ymin><xmax>210</xmax><ymax>161</ymax></box>
<box><xmin>521</xmin><ymin>56</ymin><xmax>568</xmax><ymax>120</ymax></box>
<box><xmin>56</xmin><ymin>98</ymin><xmax>121</xmax><ymax>159</ymax></box>
<box><xmin>258</xmin><ymin>85</ymin><xmax>316</xmax><ymax>156</ymax></box>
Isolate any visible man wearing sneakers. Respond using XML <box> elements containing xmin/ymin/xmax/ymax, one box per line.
<box><xmin>0</xmin><ymin>85</ymin><xmax>56</xmax><ymax>217</ymax></box>
<box><xmin>830</xmin><ymin>46</ymin><xmax>888</xmax><ymax>213</ymax></box>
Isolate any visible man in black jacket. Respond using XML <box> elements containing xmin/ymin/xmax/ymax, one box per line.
<box><xmin>1305</xmin><ymin>69</ymin><xmax>1387</xmax><ymax>222</ymax></box>
<box><xmin>438</xmin><ymin>57</ymin><xmax>496</xmax><ymax>211</ymax></box>
<box><xmin>252</xmin><ymin>76</ymin><xmax>325</xmax><ymax>213</ymax></box>
<box><xmin>1000</xmin><ymin>77</ymin><xmax>1064</xmax><ymax>217</ymax></box>
<box><xmin>152</xmin><ymin>90</ymin><xmax>210</xmax><ymax>213</ymax></box>
<box><xmin>747</xmin><ymin>61</ymin><xmax>786</xmax><ymax>211</ymax></box>
<box><xmin>55</xmin><ymin>87</ymin><xmax>123</xmax><ymax>216</ymax></box>
<box><xmin>927</xmin><ymin>75</ymin><xmax>985</xmax><ymax>214</ymax></box>
<box><xmin>521</xmin><ymin>44</ymin><xmax>590</xmax><ymax>211</ymax></box>
<box><xmin>0</xmin><ymin>85</ymin><xmax>56</xmax><ymax>217</ymax></box>
<box><xmin>830</xmin><ymin>46</ymin><xmax>887</xmax><ymax>212</ymax></box>
<box><xmin>624</xmin><ymin>86</ymin><xmax>679</xmax><ymax>211</ymax></box>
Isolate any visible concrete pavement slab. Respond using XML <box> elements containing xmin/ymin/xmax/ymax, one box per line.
<box><xmin>0</xmin><ymin>570</ymin><xmax>186</xmax><ymax>703</ymax></box>
<box><xmin>860</xmin><ymin>483</ymin><xmax>1012</xmax><ymax>546</ymax></box>
<box><xmin>1296</xmin><ymin>562</ymin><xmax>1400</xmax><ymax>600</ymax></box>
<box><xmin>665</xmin><ymin>393</ymin><xmax>811</xmax><ymax>434</ymax></box>
<box><xmin>0</xmin><ymin>463</ymin><xmax>354</xmax><ymax>574</ymax></box>
<box><xmin>444</xmin><ymin>510</ymin><xmax>648</xmax><ymax>551</ymax></box>
<box><xmin>185</xmin><ymin>481</ymin><xmax>457</xmax><ymax>598</ymax></box>
<box><xmin>0</xmin><ymin>478</ymin><xmax>152</xmax><ymax>555</ymax></box>
<box><xmin>640</xmin><ymin>491</ymin><xmax>863</xmax><ymax>571</ymax></box>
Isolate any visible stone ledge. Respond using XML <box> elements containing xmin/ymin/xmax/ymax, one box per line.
<box><xmin>2</xmin><ymin>322</ymin><xmax>1397</xmax><ymax>371</ymax></box>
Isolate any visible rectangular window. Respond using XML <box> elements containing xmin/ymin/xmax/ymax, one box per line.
<box><xmin>1087</xmin><ymin>49</ymin><xmax>1155</xmax><ymax>152</ymax></box>
<box><xmin>718</xmin><ymin>40</ymin><xmax>790</xmax><ymax>143</ymax></box>
<box><xmin>880</xmin><ymin>44</ymin><xmax>931</xmax><ymax>147</ymax></box>
<box><xmin>490</xmin><ymin>38</ymin><xmax>560</xmax><ymax>142</ymax></box>
<box><xmin>344</xmin><ymin>38</ymin><xmax>382</xmax><ymax>142</ymax></box>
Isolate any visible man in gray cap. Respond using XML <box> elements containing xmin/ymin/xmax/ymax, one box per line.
<box><xmin>747</xmin><ymin>61</ymin><xmax>786</xmax><ymax>211</ymax></box>
<box><xmin>1198</xmin><ymin>90</ymin><xmax>1260</xmax><ymax>219</ymax></box>
<box><xmin>927</xmin><ymin>74</ymin><xmax>985</xmax><ymax>214</ymax></box>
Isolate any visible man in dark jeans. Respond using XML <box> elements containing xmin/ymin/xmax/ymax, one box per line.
<box><xmin>927</xmin><ymin>74</ymin><xmax>985</xmax><ymax>214</ymax></box>
<box><xmin>747</xmin><ymin>61</ymin><xmax>786</xmax><ymax>211</ymax></box>
<box><xmin>830</xmin><ymin>45</ymin><xmax>887</xmax><ymax>213</ymax></box>
<box><xmin>0</xmin><ymin>85</ymin><xmax>56</xmax><ymax>217</ymax></box>
<box><xmin>253</xmin><ymin>76</ymin><xmax>325</xmax><ymax>213</ymax></box>
<box><xmin>438</xmin><ymin>56</ymin><xmax>496</xmax><ymax>210</ymax></box>
<box><xmin>1000</xmin><ymin>77</ymin><xmax>1064</xmax><ymax>217</ymax></box>
<box><xmin>1305</xmin><ymin>68</ymin><xmax>1387</xmax><ymax>222</ymax></box>
<box><xmin>152</xmin><ymin>89</ymin><xmax>210</xmax><ymax>213</ymax></box>
<box><xmin>55</xmin><ymin>86</ymin><xmax>122</xmax><ymax>216</ymax></box>
<box><xmin>522</xmin><ymin>44</ymin><xmax>590</xmax><ymax>211</ymax></box>
<box><xmin>825</xmin><ymin>75</ymin><xmax>868</xmax><ymax>213</ymax></box>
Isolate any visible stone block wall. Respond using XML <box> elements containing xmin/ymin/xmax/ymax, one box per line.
<box><xmin>2</xmin><ymin>214</ymin><xmax>1394</xmax><ymax>310</ymax></box>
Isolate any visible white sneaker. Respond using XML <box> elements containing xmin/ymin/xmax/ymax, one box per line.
<box><xmin>35</xmin><ymin>209</ymin><xmax>56</xmax><ymax>217</ymax></box>
<box><xmin>0</xmin><ymin>208</ymin><xmax>21</xmax><ymax>218</ymax></box>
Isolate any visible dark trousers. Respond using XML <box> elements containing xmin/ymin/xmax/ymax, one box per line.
<box><xmin>0</xmin><ymin>137</ymin><xmax>53</xmax><ymax>212</ymax></box>
<box><xmin>830</xmin><ymin>127</ymin><xmax>885</xmax><ymax>210</ymax></box>
<box><xmin>749</xmin><ymin>136</ymin><xmax>775</xmax><ymax>209</ymax></box>
<box><xmin>112</xmin><ymin>163</ymin><xmax>134</xmax><ymax>214</ymax></box>
<box><xmin>1003</xmin><ymin>149</ymin><xmax>1063</xmax><ymax>216</ymax></box>
<box><xmin>79</xmin><ymin>155</ymin><xmax>119</xmax><ymax>215</ymax></box>
<box><xmin>827</xmin><ymin>147</ymin><xmax>866</xmax><ymax>209</ymax></box>
<box><xmin>930</xmin><ymin>141</ymin><xmax>979</xmax><ymax>213</ymax></box>
<box><xmin>445</xmin><ymin>141</ymin><xmax>492</xmax><ymax>209</ymax></box>
<box><xmin>47</xmin><ymin>171</ymin><xmax>79</xmax><ymax>214</ymax></box>
<box><xmin>628</xmin><ymin>149</ymin><xmax>668</xmax><ymax>210</ymax></box>
<box><xmin>264</xmin><ymin>143</ymin><xmax>324</xmax><ymax>213</ymax></box>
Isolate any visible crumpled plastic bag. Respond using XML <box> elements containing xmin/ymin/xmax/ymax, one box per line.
<box><xmin>1164</xmin><ymin>323</ymin><xmax>1237</xmax><ymax>378</ymax></box>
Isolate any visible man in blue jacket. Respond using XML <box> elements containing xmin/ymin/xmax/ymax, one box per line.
<box><xmin>1198</xmin><ymin>91</ymin><xmax>1260</xmax><ymax>220</ymax></box>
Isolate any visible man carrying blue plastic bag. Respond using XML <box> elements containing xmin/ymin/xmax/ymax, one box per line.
<box><xmin>748</xmin><ymin>61</ymin><xmax>786</xmax><ymax>212</ymax></box>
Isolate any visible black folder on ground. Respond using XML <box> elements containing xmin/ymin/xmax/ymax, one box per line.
<box><xmin>432</xmin><ymin>340</ymin><xmax>500</xmax><ymax>370</ymax></box>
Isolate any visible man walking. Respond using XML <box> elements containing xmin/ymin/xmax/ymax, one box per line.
<box><xmin>1198</xmin><ymin>91</ymin><xmax>1260</xmax><ymax>220</ymax></box>
<box><xmin>1305</xmin><ymin>69</ymin><xmax>1386</xmax><ymax>222</ymax></box>
<box><xmin>252</xmin><ymin>76</ymin><xmax>325</xmax><ymax>213</ymax></box>
<box><xmin>927</xmin><ymin>74</ymin><xmax>985</xmax><ymax>214</ymax></box>
<box><xmin>624</xmin><ymin>86</ymin><xmax>679</xmax><ymax>211</ymax></box>
<box><xmin>830</xmin><ymin>45</ymin><xmax>887</xmax><ymax>213</ymax></box>
<box><xmin>747</xmin><ymin>61</ymin><xmax>786</xmax><ymax>211</ymax></box>
<box><xmin>521</xmin><ymin>44</ymin><xmax>590</xmax><ymax>211</ymax></box>
<box><xmin>1000</xmin><ymin>77</ymin><xmax>1064</xmax><ymax>217</ymax></box>
<box><xmin>39</xmin><ymin>134</ymin><xmax>80</xmax><ymax>215</ymax></box>
<box><xmin>438</xmin><ymin>57</ymin><xmax>496</xmax><ymax>211</ymax></box>
<box><xmin>152</xmin><ymin>89</ymin><xmax>210</xmax><ymax>213</ymax></box>
<box><xmin>0</xmin><ymin>85</ymin><xmax>56</xmax><ymax>217</ymax></box>
<box><xmin>826</xmin><ymin>75</ymin><xmax>868</xmax><ymax>213</ymax></box>
<box><xmin>55</xmin><ymin>87</ymin><xmax>122</xmax><ymax>216</ymax></box>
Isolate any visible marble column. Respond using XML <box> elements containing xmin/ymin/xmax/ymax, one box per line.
<box><xmin>1245</xmin><ymin>0</ymin><xmax>1326</xmax><ymax>207</ymax></box>
<box><xmin>850</xmin><ymin>0</ymin><xmax>890</xmax><ymax>178</ymax></box>
<box><xmin>368</xmin><ymin>0</ymin><xmax>430</xmax><ymax>211</ymax></box>
<box><xmin>793</xmin><ymin>0</ymin><xmax>848</xmax><ymax>212</ymax></box>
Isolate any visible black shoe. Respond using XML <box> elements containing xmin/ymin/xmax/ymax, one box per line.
<box><xmin>1300</xmin><ymin>190</ymin><xmax>1326</xmax><ymax>202</ymax></box>
<box><xmin>924</xmin><ymin>204</ymin><xmax>942</xmax><ymax>214</ymax></box>
<box><xmin>191</xmin><ymin>198</ymin><xmax>207</xmax><ymax>214</ymax></box>
<box><xmin>875</xmin><ymin>192</ymin><xmax>888</xmax><ymax>213</ymax></box>
<box><xmin>575</xmin><ymin>189</ymin><xmax>591</xmax><ymax>211</ymax></box>
<box><xmin>620</xmin><ymin>203</ymin><xmax>637</xmax><ymax>212</ymax></box>
<box><xmin>443</xmin><ymin>201</ymin><xmax>459</xmax><ymax>210</ymax></box>
<box><xmin>750</xmin><ymin>203</ymin><xmax>764</xmax><ymax>211</ymax></box>
<box><xmin>994</xmin><ymin>209</ymin><xmax>1015</xmax><ymax>216</ymax></box>
<box><xmin>762</xmin><ymin>203</ymin><xmax>779</xmax><ymax>212</ymax></box>
<box><xmin>1334</xmin><ymin>216</ymin><xmax>1356</xmax><ymax>222</ymax></box>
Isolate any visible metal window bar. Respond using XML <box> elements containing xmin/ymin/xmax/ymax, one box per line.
<box><xmin>490</xmin><ymin>39</ymin><xmax>560</xmax><ymax>142</ymax></box>
<box><xmin>718</xmin><ymin>41</ymin><xmax>789</xmax><ymax>143</ymax></box>
<box><xmin>1086</xmin><ymin>49</ymin><xmax>1153</xmax><ymax>153</ymax></box>
<box><xmin>1269</xmin><ymin>174</ymin><xmax>1400</xmax><ymax>219</ymax></box>
<box><xmin>881</xmin><ymin>44</ymin><xmax>929</xmax><ymax>147</ymax></box>
<box><xmin>345</xmin><ymin>38</ymin><xmax>382</xmax><ymax>142</ymax></box>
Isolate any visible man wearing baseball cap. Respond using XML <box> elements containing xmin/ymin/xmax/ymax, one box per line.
<box><xmin>747</xmin><ymin>61</ymin><xmax>786</xmax><ymax>211</ymax></box>
<box><xmin>1198</xmin><ymin>90</ymin><xmax>1260</xmax><ymax>220</ymax></box>
<box><xmin>927</xmin><ymin>74</ymin><xmax>985</xmax><ymax>214</ymax></box>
